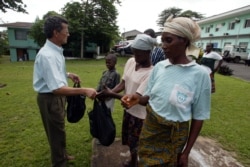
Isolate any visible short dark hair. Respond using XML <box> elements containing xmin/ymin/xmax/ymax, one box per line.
<box><xmin>44</xmin><ymin>16</ymin><xmax>68</xmax><ymax>38</ymax></box>
<box><xmin>144</xmin><ymin>28</ymin><xmax>156</xmax><ymax>38</ymax></box>
<box><xmin>106</xmin><ymin>53</ymin><xmax>117</xmax><ymax>63</ymax></box>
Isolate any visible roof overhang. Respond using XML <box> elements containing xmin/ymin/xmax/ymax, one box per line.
<box><xmin>197</xmin><ymin>5</ymin><xmax>250</xmax><ymax>24</ymax></box>
<box><xmin>0</xmin><ymin>22</ymin><xmax>33</xmax><ymax>29</ymax></box>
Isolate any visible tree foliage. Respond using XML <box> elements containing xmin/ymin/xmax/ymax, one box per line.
<box><xmin>61</xmin><ymin>1</ymin><xmax>86</xmax><ymax>57</ymax></box>
<box><xmin>157</xmin><ymin>7</ymin><xmax>204</xmax><ymax>27</ymax></box>
<box><xmin>29</xmin><ymin>11</ymin><xmax>61</xmax><ymax>47</ymax></box>
<box><xmin>0</xmin><ymin>30</ymin><xmax>9</xmax><ymax>55</ymax></box>
<box><xmin>28</xmin><ymin>18</ymin><xmax>45</xmax><ymax>47</ymax></box>
<box><xmin>0</xmin><ymin>0</ymin><xmax>27</xmax><ymax>13</ymax></box>
<box><xmin>87</xmin><ymin>0</ymin><xmax>119</xmax><ymax>52</ymax></box>
<box><xmin>61</xmin><ymin>0</ymin><xmax>120</xmax><ymax>57</ymax></box>
<box><xmin>179</xmin><ymin>10</ymin><xmax>204</xmax><ymax>20</ymax></box>
<box><xmin>29</xmin><ymin>0</ymin><xmax>120</xmax><ymax>57</ymax></box>
<box><xmin>157</xmin><ymin>7</ymin><xmax>182</xmax><ymax>27</ymax></box>
<box><xmin>61</xmin><ymin>2</ymin><xmax>85</xmax><ymax>33</ymax></box>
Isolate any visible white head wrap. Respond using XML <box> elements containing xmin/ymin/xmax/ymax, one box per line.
<box><xmin>131</xmin><ymin>34</ymin><xmax>156</xmax><ymax>51</ymax></box>
<box><xmin>163</xmin><ymin>15</ymin><xmax>201</xmax><ymax>58</ymax></box>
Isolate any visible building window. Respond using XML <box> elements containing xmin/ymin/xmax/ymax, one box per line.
<box><xmin>15</xmin><ymin>30</ymin><xmax>28</xmax><ymax>40</ymax></box>
<box><xmin>197</xmin><ymin>42</ymin><xmax>204</xmax><ymax>48</ymax></box>
<box><xmin>239</xmin><ymin>42</ymin><xmax>248</xmax><ymax>49</ymax></box>
<box><xmin>224</xmin><ymin>42</ymin><xmax>231</xmax><ymax>47</ymax></box>
<box><xmin>244</xmin><ymin>19</ymin><xmax>250</xmax><ymax>28</ymax></box>
<box><xmin>228</xmin><ymin>22</ymin><xmax>235</xmax><ymax>30</ymax></box>
<box><xmin>215</xmin><ymin>24</ymin><xmax>222</xmax><ymax>32</ymax></box>
<box><xmin>205</xmin><ymin>27</ymin><xmax>210</xmax><ymax>33</ymax></box>
<box><xmin>212</xmin><ymin>43</ymin><xmax>218</xmax><ymax>48</ymax></box>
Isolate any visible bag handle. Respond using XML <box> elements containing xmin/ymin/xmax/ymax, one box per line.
<box><xmin>73</xmin><ymin>82</ymin><xmax>86</xmax><ymax>98</ymax></box>
<box><xmin>73</xmin><ymin>82</ymin><xmax>81</xmax><ymax>88</ymax></box>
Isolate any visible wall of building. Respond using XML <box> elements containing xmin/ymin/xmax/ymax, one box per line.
<box><xmin>7</xmin><ymin>28</ymin><xmax>40</xmax><ymax>62</ymax></box>
<box><xmin>196</xmin><ymin>12</ymin><xmax>250</xmax><ymax>52</ymax></box>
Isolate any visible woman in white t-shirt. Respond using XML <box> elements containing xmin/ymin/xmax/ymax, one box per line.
<box><xmin>96</xmin><ymin>34</ymin><xmax>154</xmax><ymax>167</ymax></box>
<box><xmin>200</xmin><ymin>43</ymin><xmax>223</xmax><ymax>93</ymax></box>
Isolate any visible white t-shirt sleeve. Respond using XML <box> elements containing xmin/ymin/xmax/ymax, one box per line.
<box><xmin>211</xmin><ymin>52</ymin><xmax>222</xmax><ymax>60</ymax></box>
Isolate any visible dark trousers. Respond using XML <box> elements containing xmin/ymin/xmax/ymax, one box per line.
<box><xmin>37</xmin><ymin>93</ymin><xmax>67</xmax><ymax>167</ymax></box>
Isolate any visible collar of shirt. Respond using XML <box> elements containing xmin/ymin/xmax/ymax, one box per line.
<box><xmin>108</xmin><ymin>68</ymin><xmax>116</xmax><ymax>72</ymax></box>
<box><xmin>163</xmin><ymin>59</ymin><xmax>196</xmax><ymax>68</ymax></box>
<box><xmin>45</xmin><ymin>39</ymin><xmax>64</xmax><ymax>55</ymax></box>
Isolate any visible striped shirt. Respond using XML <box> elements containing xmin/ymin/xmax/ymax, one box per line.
<box><xmin>151</xmin><ymin>47</ymin><xmax>165</xmax><ymax>66</ymax></box>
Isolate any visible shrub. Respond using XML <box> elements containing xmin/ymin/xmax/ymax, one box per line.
<box><xmin>218</xmin><ymin>65</ymin><xmax>233</xmax><ymax>76</ymax></box>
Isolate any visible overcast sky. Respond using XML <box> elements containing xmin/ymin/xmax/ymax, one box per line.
<box><xmin>0</xmin><ymin>0</ymin><xmax>249</xmax><ymax>33</ymax></box>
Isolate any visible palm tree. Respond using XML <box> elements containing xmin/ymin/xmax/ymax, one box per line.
<box><xmin>157</xmin><ymin>7</ymin><xmax>204</xmax><ymax>28</ymax></box>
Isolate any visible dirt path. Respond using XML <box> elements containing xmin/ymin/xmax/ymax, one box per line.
<box><xmin>91</xmin><ymin>137</ymin><xmax>244</xmax><ymax>167</ymax></box>
<box><xmin>189</xmin><ymin>137</ymin><xmax>244</xmax><ymax>167</ymax></box>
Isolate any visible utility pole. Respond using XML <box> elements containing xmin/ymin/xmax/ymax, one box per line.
<box><xmin>123</xmin><ymin>28</ymin><xmax>125</xmax><ymax>41</ymax></box>
<box><xmin>81</xmin><ymin>0</ymin><xmax>89</xmax><ymax>59</ymax></box>
<box><xmin>80</xmin><ymin>28</ymin><xmax>84</xmax><ymax>59</ymax></box>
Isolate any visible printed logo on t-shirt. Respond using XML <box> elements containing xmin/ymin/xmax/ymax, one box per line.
<box><xmin>169</xmin><ymin>84</ymin><xmax>194</xmax><ymax>110</ymax></box>
<box><xmin>177</xmin><ymin>91</ymin><xmax>187</xmax><ymax>103</ymax></box>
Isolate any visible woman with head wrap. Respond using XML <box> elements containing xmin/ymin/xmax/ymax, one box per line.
<box><xmin>96</xmin><ymin>33</ymin><xmax>154</xmax><ymax>167</ymax></box>
<box><xmin>121</xmin><ymin>16</ymin><xmax>211</xmax><ymax>167</ymax></box>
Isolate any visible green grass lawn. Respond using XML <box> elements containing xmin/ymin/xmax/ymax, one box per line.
<box><xmin>0</xmin><ymin>55</ymin><xmax>249</xmax><ymax>166</ymax></box>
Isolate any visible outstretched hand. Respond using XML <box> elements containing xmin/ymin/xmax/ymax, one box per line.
<box><xmin>84</xmin><ymin>88</ymin><xmax>97</xmax><ymax>99</ymax></box>
<box><xmin>96</xmin><ymin>85</ymin><xmax>112</xmax><ymax>100</ymax></box>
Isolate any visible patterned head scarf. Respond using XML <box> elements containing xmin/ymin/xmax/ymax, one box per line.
<box><xmin>131</xmin><ymin>34</ymin><xmax>156</xmax><ymax>51</ymax></box>
<box><xmin>163</xmin><ymin>15</ymin><xmax>201</xmax><ymax>57</ymax></box>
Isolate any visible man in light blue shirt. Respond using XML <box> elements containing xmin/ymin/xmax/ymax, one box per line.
<box><xmin>33</xmin><ymin>16</ymin><xmax>96</xmax><ymax>167</ymax></box>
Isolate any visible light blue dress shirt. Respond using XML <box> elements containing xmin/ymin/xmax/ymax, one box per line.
<box><xmin>144</xmin><ymin>59</ymin><xmax>211</xmax><ymax>122</ymax></box>
<box><xmin>33</xmin><ymin>40</ymin><xmax>68</xmax><ymax>93</ymax></box>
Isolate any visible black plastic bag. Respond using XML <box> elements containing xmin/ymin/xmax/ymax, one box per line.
<box><xmin>88</xmin><ymin>99</ymin><xmax>116</xmax><ymax>146</ymax></box>
<box><xmin>66</xmin><ymin>83</ymin><xmax>86</xmax><ymax>123</ymax></box>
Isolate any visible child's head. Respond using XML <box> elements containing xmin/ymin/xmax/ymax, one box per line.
<box><xmin>105</xmin><ymin>53</ymin><xmax>117</xmax><ymax>70</ymax></box>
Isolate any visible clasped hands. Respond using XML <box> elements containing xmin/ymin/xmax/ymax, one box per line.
<box><xmin>96</xmin><ymin>85</ymin><xmax>139</xmax><ymax>108</ymax></box>
<box><xmin>95</xmin><ymin>85</ymin><xmax>113</xmax><ymax>101</ymax></box>
<box><xmin>121</xmin><ymin>94</ymin><xmax>140</xmax><ymax>109</ymax></box>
